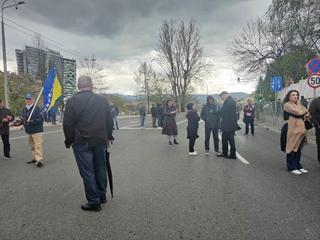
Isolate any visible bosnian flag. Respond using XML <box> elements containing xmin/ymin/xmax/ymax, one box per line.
<box><xmin>43</xmin><ymin>66</ymin><xmax>62</xmax><ymax>112</ymax></box>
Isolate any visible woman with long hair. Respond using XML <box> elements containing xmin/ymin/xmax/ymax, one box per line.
<box><xmin>282</xmin><ymin>90</ymin><xmax>310</xmax><ymax>175</ymax></box>
<box><xmin>162</xmin><ymin>100</ymin><xmax>178</xmax><ymax>145</ymax></box>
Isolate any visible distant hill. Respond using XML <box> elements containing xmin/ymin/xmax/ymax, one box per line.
<box><xmin>109</xmin><ymin>93</ymin><xmax>137</xmax><ymax>102</ymax></box>
<box><xmin>108</xmin><ymin>92</ymin><xmax>249</xmax><ymax>103</ymax></box>
<box><xmin>191</xmin><ymin>92</ymin><xmax>249</xmax><ymax>103</ymax></box>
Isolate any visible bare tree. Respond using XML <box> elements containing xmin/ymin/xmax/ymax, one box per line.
<box><xmin>79</xmin><ymin>55</ymin><xmax>108</xmax><ymax>93</ymax></box>
<box><xmin>231</xmin><ymin>0</ymin><xmax>320</xmax><ymax>75</ymax></box>
<box><xmin>157</xmin><ymin>19</ymin><xmax>208</xmax><ymax>111</ymax></box>
<box><xmin>150</xmin><ymin>71</ymin><xmax>171</xmax><ymax>103</ymax></box>
<box><xmin>134</xmin><ymin>62</ymin><xmax>154</xmax><ymax>113</ymax></box>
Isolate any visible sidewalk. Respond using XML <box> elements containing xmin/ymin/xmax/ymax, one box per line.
<box><xmin>256</xmin><ymin>114</ymin><xmax>316</xmax><ymax>143</ymax></box>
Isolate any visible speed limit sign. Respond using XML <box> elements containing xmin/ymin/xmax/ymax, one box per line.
<box><xmin>307</xmin><ymin>73</ymin><xmax>320</xmax><ymax>88</ymax></box>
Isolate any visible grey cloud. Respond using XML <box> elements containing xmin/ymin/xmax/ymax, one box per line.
<box><xmin>20</xmin><ymin>0</ymin><xmax>252</xmax><ymax>38</ymax></box>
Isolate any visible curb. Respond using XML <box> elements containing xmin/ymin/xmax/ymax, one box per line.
<box><xmin>256</xmin><ymin>122</ymin><xmax>316</xmax><ymax>145</ymax></box>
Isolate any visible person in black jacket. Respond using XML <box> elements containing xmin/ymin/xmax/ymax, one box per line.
<box><xmin>200</xmin><ymin>96</ymin><xmax>221</xmax><ymax>155</ymax></box>
<box><xmin>156</xmin><ymin>103</ymin><xmax>164</xmax><ymax>128</ymax></box>
<box><xmin>218</xmin><ymin>91</ymin><xmax>238</xmax><ymax>159</ymax></box>
<box><xmin>63</xmin><ymin>76</ymin><xmax>114</xmax><ymax>212</ymax></box>
<box><xmin>151</xmin><ymin>104</ymin><xmax>157</xmax><ymax>128</ymax></box>
<box><xmin>110</xmin><ymin>105</ymin><xmax>119</xmax><ymax>130</ymax></box>
<box><xmin>186</xmin><ymin>103</ymin><xmax>200</xmax><ymax>155</ymax></box>
<box><xmin>21</xmin><ymin>93</ymin><xmax>45</xmax><ymax>167</ymax></box>
<box><xmin>309</xmin><ymin>96</ymin><xmax>320</xmax><ymax>163</ymax></box>
<box><xmin>0</xmin><ymin>100</ymin><xmax>14</xmax><ymax>159</ymax></box>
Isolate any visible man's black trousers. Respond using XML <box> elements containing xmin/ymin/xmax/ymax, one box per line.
<box><xmin>1</xmin><ymin>134</ymin><xmax>10</xmax><ymax>158</ymax></box>
<box><xmin>222</xmin><ymin>131</ymin><xmax>236</xmax><ymax>157</ymax></box>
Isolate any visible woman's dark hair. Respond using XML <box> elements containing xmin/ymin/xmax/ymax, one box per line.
<box><xmin>165</xmin><ymin>100</ymin><xmax>172</xmax><ymax>106</ymax></box>
<box><xmin>283</xmin><ymin>90</ymin><xmax>300</xmax><ymax>104</ymax></box>
<box><xmin>186</xmin><ymin>103</ymin><xmax>193</xmax><ymax>110</ymax></box>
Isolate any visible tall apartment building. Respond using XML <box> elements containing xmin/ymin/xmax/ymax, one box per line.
<box><xmin>15</xmin><ymin>46</ymin><xmax>77</xmax><ymax>102</ymax></box>
<box><xmin>63</xmin><ymin>58</ymin><xmax>77</xmax><ymax>102</ymax></box>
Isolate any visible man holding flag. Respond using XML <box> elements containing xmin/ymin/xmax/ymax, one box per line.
<box><xmin>22</xmin><ymin>93</ymin><xmax>45</xmax><ymax>167</ymax></box>
<box><xmin>22</xmin><ymin>66</ymin><xmax>62</xmax><ymax>167</ymax></box>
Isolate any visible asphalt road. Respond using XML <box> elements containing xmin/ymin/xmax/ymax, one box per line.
<box><xmin>0</xmin><ymin>115</ymin><xmax>320</xmax><ymax>240</ymax></box>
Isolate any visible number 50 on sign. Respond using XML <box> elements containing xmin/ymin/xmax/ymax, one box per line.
<box><xmin>307</xmin><ymin>73</ymin><xmax>320</xmax><ymax>88</ymax></box>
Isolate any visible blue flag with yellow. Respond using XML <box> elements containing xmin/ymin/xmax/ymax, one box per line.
<box><xmin>43</xmin><ymin>66</ymin><xmax>62</xmax><ymax>112</ymax></box>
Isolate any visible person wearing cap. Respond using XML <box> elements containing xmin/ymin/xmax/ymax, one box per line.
<box><xmin>0</xmin><ymin>99</ymin><xmax>14</xmax><ymax>159</ymax></box>
<box><xmin>21</xmin><ymin>93</ymin><xmax>44</xmax><ymax>167</ymax></box>
<box><xmin>218</xmin><ymin>91</ymin><xmax>238</xmax><ymax>159</ymax></box>
<box><xmin>63</xmin><ymin>76</ymin><xmax>114</xmax><ymax>212</ymax></box>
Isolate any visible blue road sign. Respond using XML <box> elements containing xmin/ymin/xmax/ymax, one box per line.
<box><xmin>270</xmin><ymin>77</ymin><xmax>283</xmax><ymax>92</ymax></box>
<box><xmin>307</xmin><ymin>58</ymin><xmax>320</xmax><ymax>74</ymax></box>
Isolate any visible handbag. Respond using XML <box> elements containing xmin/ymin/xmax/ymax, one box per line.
<box><xmin>305</xmin><ymin>120</ymin><xmax>313</xmax><ymax>130</ymax></box>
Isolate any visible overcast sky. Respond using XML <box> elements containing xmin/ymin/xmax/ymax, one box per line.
<box><xmin>3</xmin><ymin>0</ymin><xmax>272</xmax><ymax>95</ymax></box>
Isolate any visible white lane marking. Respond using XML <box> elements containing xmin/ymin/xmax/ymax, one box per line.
<box><xmin>120</xmin><ymin>119</ymin><xmax>187</xmax><ymax>130</ymax></box>
<box><xmin>10</xmin><ymin>130</ymin><xmax>63</xmax><ymax>140</ymax></box>
<box><xmin>236</xmin><ymin>152</ymin><xmax>250</xmax><ymax>165</ymax></box>
<box><xmin>120</xmin><ymin>121</ymin><xmax>152</xmax><ymax>129</ymax></box>
<box><xmin>129</xmin><ymin>121</ymin><xmax>139</xmax><ymax>124</ymax></box>
<box><xmin>120</xmin><ymin>127</ymin><xmax>160</xmax><ymax>130</ymax></box>
<box><xmin>218</xmin><ymin>134</ymin><xmax>250</xmax><ymax>165</ymax></box>
<box><xmin>176</xmin><ymin>119</ymin><xmax>187</xmax><ymax>125</ymax></box>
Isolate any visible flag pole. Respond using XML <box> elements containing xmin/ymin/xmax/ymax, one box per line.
<box><xmin>27</xmin><ymin>87</ymin><xmax>44</xmax><ymax>122</ymax></box>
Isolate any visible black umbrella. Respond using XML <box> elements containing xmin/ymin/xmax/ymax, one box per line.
<box><xmin>105</xmin><ymin>149</ymin><xmax>113</xmax><ymax>198</ymax></box>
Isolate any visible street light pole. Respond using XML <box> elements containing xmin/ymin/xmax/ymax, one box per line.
<box><xmin>1</xmin><ymin>0</ymin><xmax>25</xmax><ymax>108</ymax></box>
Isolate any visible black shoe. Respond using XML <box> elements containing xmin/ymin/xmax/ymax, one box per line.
<box><xmin>228</xmin><ymin>155</ymin><xmax>237</xmax><ymax>159</ymax></box>
<box><xmin>217</xmin><ymin>153</ymin><xmax>227</xmax><ymax>158</ymax></box>
<box><xmin>169</xmin><ymin>141</ymin><xmax>173</xmax><ymax>145</ymax></box>
<box><xmin>81</xmin><ymin>203</ymin><xmax>101</xmax><ymax>212</ymax></box>
<box><xmin>100</xmin><ymin>198</ymin><xmax>107</xmax><ymax>204</ymax></box>
<box><xmin>27</xmin><ymin>159</ymin><xmax>36</xmax><ymax>164</ymax></box>
<box><xmin>36</xmin><ymin>161</ymin><xmax>44</xmax><ymax>167</ymax></box>
<box><xmin>174</xmin><ymin>139</ymin><xmax>179</xmax><ymax>144</ymax></box>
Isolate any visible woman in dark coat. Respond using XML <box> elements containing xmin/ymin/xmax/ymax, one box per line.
<box><xmin>162</xmin><ymin>100</ymin><xmax>178</xmax><ymax>145</ymax></box>
<box><xmin>186</xmin><ymin>103</ymin><xmax>200</xmax><ymax>155</ymax></box>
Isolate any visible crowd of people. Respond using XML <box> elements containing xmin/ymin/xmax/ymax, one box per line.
<box><xmin>0</xmin><ymin>75</ymin><xmax>320</xmax><ymax>212</ymax></box>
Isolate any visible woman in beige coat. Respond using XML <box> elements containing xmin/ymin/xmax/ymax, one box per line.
<box><xmin>283</xmin><ymin>90</ymin><xmax>310</xmax><ymax>175</ymax></box>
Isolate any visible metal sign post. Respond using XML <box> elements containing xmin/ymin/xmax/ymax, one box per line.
<box><xmin>270</xmin><ymin>77</ymin><xmax>283</xmax><ymax>127</ymax></box>
<box><xmin>307</xmin><ymin>73</ymin><xmax>320</xmax><ymax>99</ymax></box>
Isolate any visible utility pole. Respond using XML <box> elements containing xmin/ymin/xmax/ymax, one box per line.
<box><xmin>1</xmin><ymin>0</ymin><xmax>25</xmax><ymax>108</ymax></box>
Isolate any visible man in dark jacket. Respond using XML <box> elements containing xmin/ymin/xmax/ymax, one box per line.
<box><xmin>63</xmin><ymin>76</ymin><xmax>113</xmax><ymax>212</ymax></box>
<box><xmin>110</xmin><ymin>105</ymin><xmax>120</xmax><ymax>130</ymax></box>
<box><xmin>200</xmin><ymin>96</ymin><xmax>220</xmax><ymax>155</ymax></box>
<box><xmin>139</xmin><ymin>104</ymin><xmax>146</xmax><ymax>129</ymax></box>
<box><xmin>151</xmin><ymin>104</ymin><xmax>157</xmax><ymax>128</ymax></box>
<box><xmin>156</xmin><ymin>103</ymin><xmax>164</xmax><ymax>128</ymax></box>
<box><xmin>218</xmin><ymin>91</ymin><xmax>238</xmax><ymax>159</ymax></box>
<box><xmin>0</xmin><ymin>100</ymin><xmax>14</xmax><ymax>159</ymax></box>
<box><xmin>309</xmin><ymin>96</ymin><xmax>320</xmax><ymax>163</ymax></box>
<box><xmin>21</xmin><ymin>93</ymin><xmax>44</xmax><ymax>167</ymax></box>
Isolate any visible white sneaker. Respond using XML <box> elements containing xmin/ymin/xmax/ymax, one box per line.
<box><xmin>299</xmin><ymin>168</ymin><xmax>308</xmax><ymax>174</ymax></box>
<box><xmin>205</xmin><ymin>150</ymin><xmax>209</xmax><ymax>155</ymax></box>
<box><xmin>291</xmin><ymin>170</ymin><xmax>302</xmax><ymax>175</ymax></box>
<box><xmin>189</xmin><ymin>151</ymin><xmax>198</xmax><ymax>156</ymax></box>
